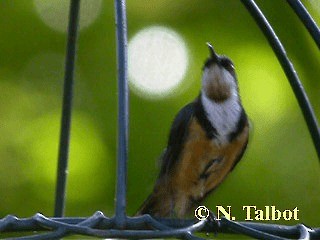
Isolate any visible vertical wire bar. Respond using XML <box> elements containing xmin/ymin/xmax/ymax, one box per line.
<box><xmin>114</xmin><ymin>0</ymin><xmax>128</xmax><ymax>228</ymax></box>
<box><xmin>241</xmin><ymin>0</ymin><xmax>320</xmax><ymax>161</ymax></box>
<box><xmin>54</xmin><ymin>0</ymin><xmax>81</xmax><ymax>217</ymax></box>
<box><xmin>287</xmin><ymin>0</ymin><xmax>320</xmax><ymax>49</ymax></box>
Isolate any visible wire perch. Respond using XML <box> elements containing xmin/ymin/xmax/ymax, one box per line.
<box><xmin>0</xmin><ymin>213</ymin><xmax>319</xmax><ymax>239</ymax></box>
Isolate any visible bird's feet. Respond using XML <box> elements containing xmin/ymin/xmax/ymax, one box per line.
<box><xmin>207</xmin><ymin>210</ymin><xmax>221</xmax><ymax>235</ymax></box>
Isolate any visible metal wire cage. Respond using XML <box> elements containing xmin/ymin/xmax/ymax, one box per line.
<box><xmin>0</xmin><ymin>0</ymin><xmax>320</xmax><ymax>239</ymax></box>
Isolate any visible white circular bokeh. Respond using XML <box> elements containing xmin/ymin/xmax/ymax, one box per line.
<box><xmin>33</xmin><ymin>0</ymin><xmax>102</xmax><ymax>32</ymax></box>
<box><xmin>310</xmin><ymin>0</ymin><xmax>320</xmax><ymax>11</ymax></box>
<box><xmin>128</xmin><ymin>26</ymin><xmax>189</xmax><ymax>99</ymax></box>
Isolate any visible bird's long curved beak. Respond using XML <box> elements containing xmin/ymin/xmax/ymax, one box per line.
<box><xmin>206</xmin><ymin>42</ymin><xmax>220</xmax><ymax>63</ymax></box>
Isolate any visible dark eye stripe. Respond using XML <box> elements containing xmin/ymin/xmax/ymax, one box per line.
<box><xmin>203</xmin><ymin>58</ymin><xmax>215</xmax><ymax>69</ymax></box>
<box><xmin>220</xmin><ymin>58</ymin><xmax>233</xmax><ymax>68</ymax></box>
<box><xmin>220</xmin><ymin>58</ymin><xmax>235</xmax><ymax>75</ymax></box>
<box><xmin>225</xmin><ymin>64</ymin><xmax>235</xmax><ymax>73</ymax></box>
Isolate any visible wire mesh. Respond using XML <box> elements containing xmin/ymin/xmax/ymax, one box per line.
<box><xmin>0</xmin><ymin>0</ymin><xmax>319</xmax><ymax>239</ymax></box>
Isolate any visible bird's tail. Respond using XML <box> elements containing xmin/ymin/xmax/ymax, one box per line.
<box><xmin>136</xmin><ymin>180</ymin><xmax>174</xmax><ymax>217</ymax></box>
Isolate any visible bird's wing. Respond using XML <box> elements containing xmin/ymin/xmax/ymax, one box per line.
<box><xmin>158</xmin><ymin>102</ymin><xmax>195</xmax><ymax>177</ymax></box>
<box><xmin>229</xmin><ymin>107</ymin><xmax>249</xmax><ymax>171</ymax></box>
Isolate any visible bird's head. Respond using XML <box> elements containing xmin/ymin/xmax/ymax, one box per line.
<box><xmin>202</xmin><ymin>43</ymin><xmax>239</xmax><ymax>102</ymax></box>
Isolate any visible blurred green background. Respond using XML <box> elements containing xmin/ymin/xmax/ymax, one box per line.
<box><xmin>0</xmin><ymin>0</ymin><xmax>319</xmax><ymax>230</ymax></box>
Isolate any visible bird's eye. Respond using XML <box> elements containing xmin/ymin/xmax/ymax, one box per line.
<box><xmin>221</xmin><ymin>58</ymin><xmax>235</xmax><ymax>74</ymax></box>
<box><xmin>226</xmin><ymin>63</ymin><xmax>235</xmax><ymax>72</ymax></box>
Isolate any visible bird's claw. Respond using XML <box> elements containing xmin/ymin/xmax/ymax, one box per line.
<box><xmin>207</xmin><ymin>210</ymin><xmax>221</xmax><ymax>235</ymax></box>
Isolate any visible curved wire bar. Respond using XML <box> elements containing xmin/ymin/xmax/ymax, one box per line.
<box><xmin>241</xmin><ymin>0</ymin><xmax>320</xmax><ymax>161</ymax></box>
<box><xmin>286</xmin><ymin>0</ymin><xmax>320</xmax><ymax>49</ymax></box>
<box><xmin>54</xmin><ymin>0</ymin><xmax>81</xmax><ymax>217</ymax></box>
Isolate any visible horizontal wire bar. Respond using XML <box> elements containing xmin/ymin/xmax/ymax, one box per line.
<box><xmin>241</xmin><ymin>0</ymin><xmax>320</xmax><ymax>161</ymax></box>
<box><xmin>1</xmin><ymin>214</ymin><xmax>319</xmax><ymax>239</ymax></box>
<box><xmin>184</xmin><ymin>234</ymin><xmax>206</xmax><ymax>240</ymax></box>
<box><xmin>220</xmin><ymin>218</ymin><xmax>288</xmax><ymax>240</ymax></box>
<box><xmin>287</xmin><ymin>0</ymin><xmax>320</xmax><ymax>49</ymax></box>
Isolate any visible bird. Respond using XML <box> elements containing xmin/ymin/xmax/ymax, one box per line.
<box><xmin>136</xmin><ymin>43</ymin><xmax>249</xmax><ymax>218</ymax></box>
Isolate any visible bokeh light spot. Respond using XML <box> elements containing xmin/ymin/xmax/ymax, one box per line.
<box><xmin>309</xmin><ymin>0</ymin><xmax>320</xmax><ymax>23</ymax></box>
<box><xmin>22</xmin><ymin>52</ymin><xmax>64</xmax><ymax>89</ymax></box>
<box><xmin>237</xmin><ymin>46</ymin><xmax>292</xmax><ymax>126</ymax></box>
<box><xmin>33</xmin><ymin>0</ymin><xmax>102</xmax><ymax>32</ymax></box>
<box><xmin>128</xmin><ymin>26</ymin><xmax>189</xmax><ymax>99</ymax></box>
<box><xmin>310</xmin><ymin>0</ymin><xmax>320</xmax><ymax>12</ymax></box>
<box><xmin>20</xmin><ymin>111</ymin><xmax>110</xmax><ymax>201</ymax></box>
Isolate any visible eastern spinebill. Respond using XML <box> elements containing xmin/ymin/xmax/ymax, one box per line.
<box><xmin>136</xmin><ymin>43</ymin><xmax>249</xmax><ymax>218</ymax></box>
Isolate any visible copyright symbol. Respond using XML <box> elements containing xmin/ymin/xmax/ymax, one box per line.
<box><xmin>194</xmin><ymin>206</ymin><xmax>209</xmax><ymax>220</ymax></box>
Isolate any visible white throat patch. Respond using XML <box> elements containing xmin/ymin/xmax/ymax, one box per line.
<box><xmin>201</xmin><ymin>90</ymin><xmax>241</xmax><ymax>144</ymax></box>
